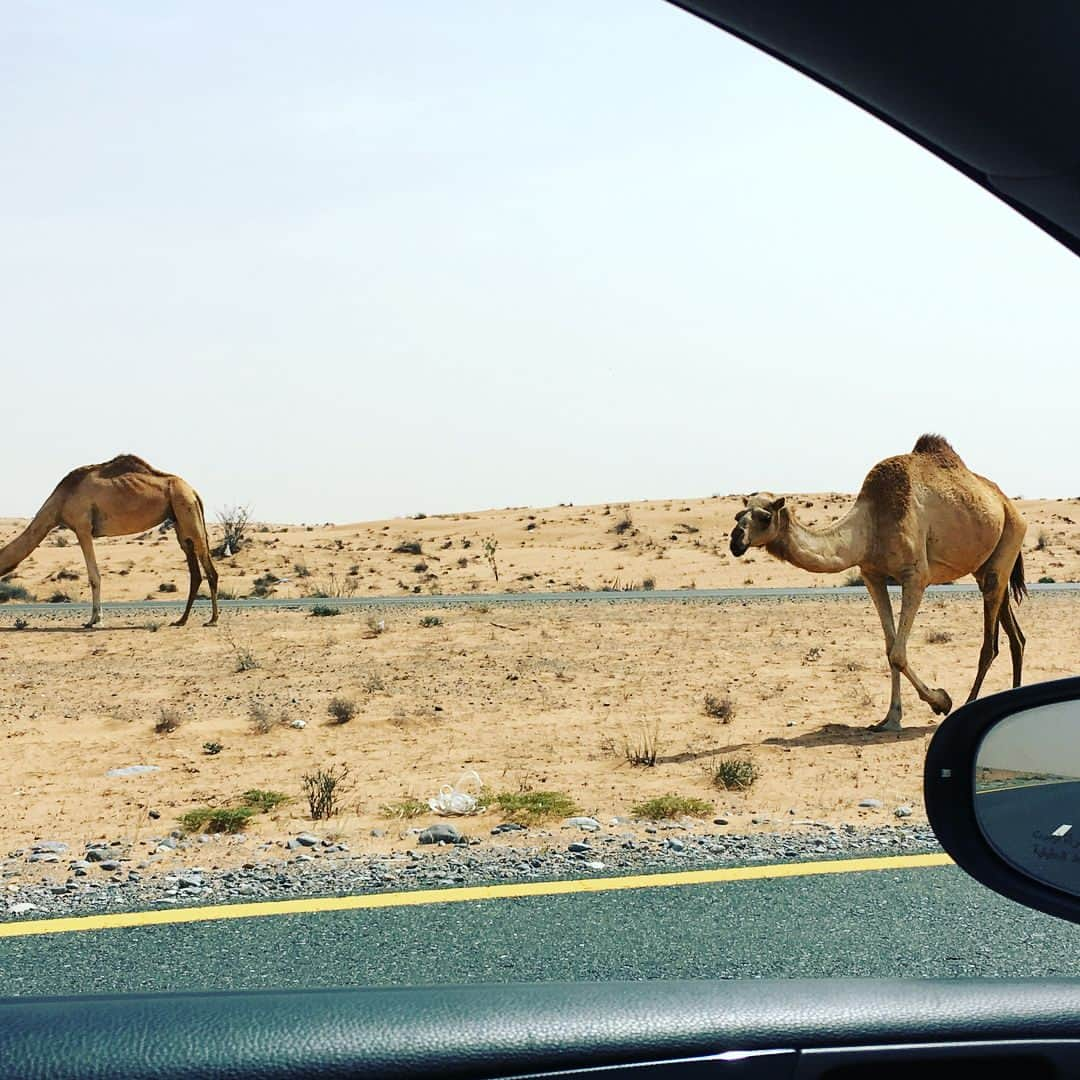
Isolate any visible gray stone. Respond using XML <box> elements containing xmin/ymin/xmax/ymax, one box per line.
<box><xmin>419</xmin><ymin>824</ymin><xmax>463</xmax><ymax>845</ymax></box>
<box><xmin>858</xmin><ymin>798</ymin><xmax>883</xmax><ymax>809</ymax></box>
<box><xmin>295</xmin><ymin>833</ymin><xmax>320</xmax><ymax>847</ymax></box>
<box><xmin>32</xmin><ymin>841</ymin><xmax>69</xmax><ymax>854</ymax></box>
<box><xmin>894</xmin><ymin>804</ymin><xmax>914</xmax><ymax>818</ymax></box>
<box><xmin>27</xmin><ymin>852</ymin><xmax>59</xmax><ymax>864</ymax></box>
<box><xmin>158</xmin><ymin>836</ymin><xmax>178</xmax><ymax>850</ymax></box>
<box><xmin>713</xmin><ymin>818</ymin><xmax>729</xmax><ymax>826</ymax></box>
<box><xmin>568</xmin><ymin>841</ymin><xmax>591</xmax><ymax>853</ymax></box>
<box><xmin>369</xmin><ymin>828</ymin><xmax>386</xmax><ymax>839</ymax></box>
<box><xmin>564</xmin><ymin>817</ymin><xmax>601</xmax><ymax>831</ymax></box>
<box><xmin>665</xmin><ymin>838</ymin><xmax>686</xmax><ymax>852</ymax></box>
<box><xmin>98</xmin><ymin>860</ymin><xmax>121</xmax><ymax>871</ymax></box>
<box><xmin>178</xmin><ymin>872</ymin><xmax>204</xmax><ymax>889</ymax></box>
<box><xmin>84</xmin><ymin>847</ymin><xmax>109</xmax><ymax>863</ymax></box>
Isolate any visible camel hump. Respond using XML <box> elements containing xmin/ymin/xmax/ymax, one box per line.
<box><xmin>57</xmin><ymin>454</ymin><xmax>170</xmax><ymax>494</ymax></box>
<box><xmin>912</xmin><ymin>433</ymin><xmax>964</xmax><ymax>465</ymax></box>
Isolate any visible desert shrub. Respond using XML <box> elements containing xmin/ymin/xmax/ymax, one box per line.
<box><xmin>305</xmin><ymin>574</ymin><xmax>358</xmax><ymax>599</ymax></box>
<box><xmin>380</xmin><ymin>797</ymin><xmax>429</xmax><ymax>820</ymax></box>
<box><xmin>158</xmin><ymin>582</ymin><xmax>177</xmax><ymax>593</ymax></box>
<box><xmin>180</xmin><ymin>806</ymin><xmax>254</xmax><ymax>834</ymax></box>
<box><xmin>610</xmin><ymin>511</ymin><xmax>633</xmax><ymax>535</ymax></box>
<box><xmin>310</xmin><ymin>604</ymin><xmax>341</xmax><ymax>617</ymax></box>
<box><xmin>843</xmin><ymin>572</ymin><xmax>864</xmax><ymax>587</ymax></box>
<box><xmin>457</xmin><ymin>557</ymin><xmax>469</xmax><ymax>569</ymax></box>
<box><xmin>55</xmin><ymin>567</ymin><xmax>79</xmax><ymax>581</ymax></box>
<box><xmin>202</xmin><ymin>740</ymin><xmax>224</xmax><ymax>755</ymax></box>
<box><xmin>154</xmin><ymin>708</ymin><xmax>182</xmax><ymax>734</ymax></box>
<box><xmin>489</xmin><ymin>790</ymin><xmax>578</xmax><ymax>824</ymax></box>
<box><xmin>482</xmin><ymin>536</ymin><xmax>499</xmax><ymax>581</ymax></box>
<box><xmin>642</xmin><ymin>577</ymin><xmax>656</xmax><ymax>591</ymax></box>
<box><xmin>327</xmin><ymin>696</ymin><xmax>357</xmax><ymax>724</ymax></box>
<box><xmin>293</xmin><ymin>562</ymin><xmax>311</xmax><ymax>578</ymax></box>
<box><xmin>624</xmin><ymin>721</ymin><xmax>662</xmax><ymax>767</ymax></box>
<box><xmin>303</xmin><ymin>765</ymin><xmax>349</xmax><ymax>820</ymax></box>
<box><xmin>250</xmin><ymin>573</ymin><xmax>279</xmax><ymax>598</ymax></box>
<box><xmin>47</xmin><ymin>591</ymin><xmax>72</xmax><ymax>604</ymax></box>
<box><xmin>0</xmin><ymin>582</ymin><xmax>32</xmax><ymax>603</ymax></box>
<box><xmin>926</xmin><ymin>629</ymin><xmax>953</xmax><ymax>644</ymax></box>
<box><xmin>703</xmin><ymin>693</ymin><xmax>734</xmax><ymax>722</ymax></box>
<box><xmin>366</xmin><ymin>615</ymin><xmax>386</xmax><ymax>635</ymax></box>
<box><xmin>248</xmin><ymin>701</ymin><xmax>275</xmax><ymax>734</ymax></box>
<box><xmin>51</xmin><ymin>532</ymin><xmax>70</xmax><ymax>547</ymax></box>
<box><xmin>712</xmin><ymin>755</ymin><xmax>758</xmax><ymax>791</ymax></box>
<box><xmin>1036</xmin><ymin>530</ymin><xmax>1050</xmax><ymax>551</ymax></box>
<box><xmin>632</xmin><ymin>794</ymin><xmax>712</xmax><ymax>819</ymax></box>
<box><xmin>234</xmin><ymin>647</ymin><xmax>259</xmax><ymax>672</ymax></box>
<box><xmin>14</xmin><ymin>618</ymin><xmax>28</xmax><ymax>630</ymax></box>
<box><xmin>393</xmin><ymin>540</ymin><xmax>423</xmax><ymax>555</ymax></box>
<box><xmin>1039</xmin><ymin>576</ymin><xmax>1056</xmax><ymax>584</ymax></box>
<box><xmin>215</xmin><ymin>505</ymin><xmax>252</xmax><ymax>556</ymax></box>
<box><xmin>241</xmin><ymin>789</ymin><xmax>289</xmax><ymax>812</ymax></box>
<box><xmin>419</xmin><ymin>614</ymin><xmax>443</xmax><ymax>628</ymax></box>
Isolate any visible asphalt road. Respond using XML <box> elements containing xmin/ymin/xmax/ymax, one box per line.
<box><xmin>0</xmin><ymin>581</ymin><xmax>1076</xmax><ymax>621</ymax></box>
<box><xmin>4</xmin><ymin>858</ymin><xmax>1080</xmax><ymax>996</ymax></box>
<box><xmin>977</xmin><ymin>781</ymin><xmax>1080</xmax><ymax>894</ymax></box>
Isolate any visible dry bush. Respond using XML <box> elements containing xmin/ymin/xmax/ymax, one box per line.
<box><xmin>624</xmin><ymin>721</ymin><xmax>662</xmax><ymax>767</ymax></box>
<box><xmin>703</xmin><ymin>693</ymin><xmax>734</xmax><ymax>722</ymax></box>
<box><xmin>303</xmin><ymin>765</ymin><xmax>350</xmax><ymax>820</ymax></box>
<box><xmin>154</xmin><ymin>708</ymin><xmax>182</xmax><ymax>734</ymax></box>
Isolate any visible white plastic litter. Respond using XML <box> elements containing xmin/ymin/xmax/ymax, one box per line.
<box><xmin>106</xmin><ymin>765</ymin><xmax>160</xmax><ymax>778</ymax></box>
<box><xmin>427</xmin><ymin>771</ymin><xmax>484</xmax><ymax>815</ymax></box>
<box><xmin>223</xmin><ymin>542</ymin><xmax>233</xmax><ymax>558</ymax></box>
<box><xmin>289</xmin><ymin>719</ymin><xmax>307</xmax><ymax>729</ymax></box>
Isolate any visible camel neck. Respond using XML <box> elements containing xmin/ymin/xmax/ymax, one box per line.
<box><xmin>765</xmin><ymin>506</ymin><xmax>865</xmax><ymax>575</ymax></box>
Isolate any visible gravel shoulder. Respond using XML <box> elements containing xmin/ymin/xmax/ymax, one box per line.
<box><xmin>0</xmin><ymin>823</ymin><xmax>942</xmax><ymax>923</ymax></box>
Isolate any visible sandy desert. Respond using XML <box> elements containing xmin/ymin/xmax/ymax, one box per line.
<box><xmin>1</xmin><ymin>491</ymin><xmax>1078</xmax><ymax>878</ymax></box>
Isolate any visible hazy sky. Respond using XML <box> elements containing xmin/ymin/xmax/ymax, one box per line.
<box><xmin>5</xmin><ymin>2</ymin><xmax>1079</xmax><ymax>523</ymax></box>
<box><xmin>979</xmin><ymin>701</ymin><xmax>1080</xmax><ymax>777</ymax></box>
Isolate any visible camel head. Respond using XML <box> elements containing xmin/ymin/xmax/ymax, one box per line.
<box><xmin>730</xmin><ymin>493</ymin><xmax>786</xmax><ymax>557</ymax></box>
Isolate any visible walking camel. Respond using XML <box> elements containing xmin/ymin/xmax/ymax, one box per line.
<box><xmin>729</xmin><ymin>435</ymin><xmax>1026</xmax><ymax>730</ymax></box>
<box><xmin>0</xmin><ymin>455</ymin><xmax>219</xmax><ymax>628</ymax></box>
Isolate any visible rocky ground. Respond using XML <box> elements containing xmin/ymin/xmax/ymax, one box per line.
<box><xmin>0</xmin><ymin>818</ymin><xmax>941</xmax><ymax>921</ymax></box>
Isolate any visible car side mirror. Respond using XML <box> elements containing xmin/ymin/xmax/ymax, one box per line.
<box><xmin>925</xmin><ymin>676</ymin><xmax>1080</xmax><ymax>924</ymax></box>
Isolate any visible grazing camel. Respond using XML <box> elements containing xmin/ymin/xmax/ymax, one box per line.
<box><xmin>0</xmin><ymin>455</ymin><xmax>219</xmax><ymax>628</ymax></box>
<box><xmin>729</xmin><ymin>435</ymin><xmax>1026</xmax><ymax>730</ymax></box>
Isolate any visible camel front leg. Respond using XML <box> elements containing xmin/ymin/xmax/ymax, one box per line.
<box><xmin>74</xmin><ymin>528</ymin><xmax>102</xmax><ymax>628</ymax></box>
<box><xmin>863</xmin><ymin>572</ymin><xmax>903</xmax><ymax>731</ymax></box>
<box><xmin>889</xmin><ymin>576</ymin><xmax>952</xmax><ymax>717</ymax></box>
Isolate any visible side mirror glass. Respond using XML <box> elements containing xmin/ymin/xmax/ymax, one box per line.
<box><xmin>975</xmin><ymin>700</ymin><xmax>1080</xmax><ymax>896</ymax></box>
<box><xmin>925</xmin><ymin>677</ymin><xmax>1080</xmax><ymax>924</ymax></box>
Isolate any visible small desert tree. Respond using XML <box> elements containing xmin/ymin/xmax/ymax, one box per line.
<box><xmin>482</xmin><ymin>536</ymin><xmax>499</xmax><ymax>582</ymax></box>
<box><xmin>215</xmin><ymin>504</ymin><xmax>252</xmax><ymax>557</ymax></box>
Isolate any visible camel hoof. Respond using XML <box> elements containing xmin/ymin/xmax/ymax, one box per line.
<box><xmin>170</xmin><ymin>619</ymin><xmax>188</xmax><ymax>628</ymax></box>
<box><xmin>869</xmin><ymin>716</ymin><xmax>902</xmax><ymax>732</ymax></box>
<box><xmin>930</xmin><ymin>689</ymin><xmax>953</xmax><ymax>716</ymax></box>
<box><xmin>82</xmin><ymin>622</ymin><xmax>98</xmax><ymax>631</ymax></box>
<box><xmin>204</xmin><ymin>618</ymin><xmax>219</xmax><ymax>628</ymax></box>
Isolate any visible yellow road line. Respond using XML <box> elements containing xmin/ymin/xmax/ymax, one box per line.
<box><xmin>0</xmin><ymin>852</ymin><xmax>953</xmax><ymax>940</ymax></box>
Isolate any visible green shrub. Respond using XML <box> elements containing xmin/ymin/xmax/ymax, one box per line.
<box><xmin>0</xmin><ymin>582</ymin><xmax>32</xmax><ymax>603</ymax></box>
<box><xmin>241</xmin><ymin>789</ymin><xmax>290</xmax><ymax>812</ymax></box>
<box><xmin>632</xmin><ymin>794</ymin><xmax>712</xmax><ymax>820</ymax></box>
<box><xmin>489</xmin><ymin>790</ymin><xmax>578</xmax><ymax>824</ymax></box>
<box><xmin>712</xmin><ymin>756</ymin><xmax>758</xmax><ymax>791</ymax></box>
<box><xmin>310</xmin><ymin>604</ymin><xmax>341</xmax><ymax>617</ymax></box>
<box><xmin>180</xmin><ymin>806</ymin><xmax>255</xmax><ymax>834</ymax></box>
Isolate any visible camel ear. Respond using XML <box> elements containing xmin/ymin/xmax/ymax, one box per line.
<box><xmin>741</xmin><ymin>496</ymin><xmax>749</xmax><ymax>507</ymax></box>
<box><xmin>769</xmin><ymin>497</ymin><xmax>786</xmax><ymax>511</ymax></box>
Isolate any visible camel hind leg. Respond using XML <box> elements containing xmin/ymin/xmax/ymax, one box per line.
<box><xmin>171</xmin><ymin>488</ymin><xmax>218</xmax><ymax>627</ymax></box>
<box><xmin>997</xmin><ymin>599</ymin><xmax>1025</xmax><ymax>689</ymax></box>
<box><xmin>967</xmin><ymin>519</ymin><xmax>1026</xmax><ymax>702</ymax></box>
<box><xmin>173</xmin><ymin>536</ymin><xmax>201</xmax><ymax>627</ymax></box>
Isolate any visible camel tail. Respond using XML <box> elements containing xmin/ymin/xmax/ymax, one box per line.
<box><xmin>0</xmin><ymin>495</ymin><xmax>62</xmax><ymax>578</ymax></box>
<box><xmin>1010</xmin><ymin>551</ymin><xmax>1027</xmax><ymax>605</ymax></box>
